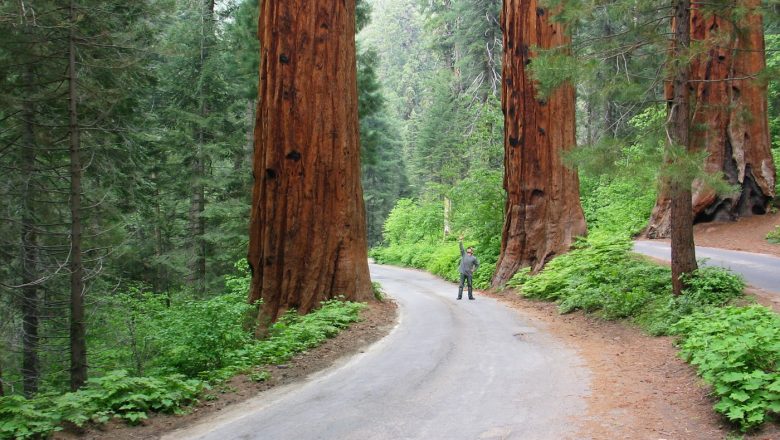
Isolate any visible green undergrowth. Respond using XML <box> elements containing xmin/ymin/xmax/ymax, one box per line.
<box><xmin>371</xmin><ymin>239</ymin><xmax>498</xmax><ymax>290</ymax></box>
<box><xmin>767</xmin><ymin>225</ymin><xmax>780</xmax><ymax>244</ymax></box>
<box><xmin>0</xmin><ymin>371</ymin><xmax>203</xmax><ymax>439</ymax></box>
<box><xmin>508</xmin><ymin>234</ymin><xmax>779</xmax><ymax>431</ymax></box>
<box><xmin>672</xmin><ymin>306</ymin><xmax>780</xmax><ymax>430</ymax></box>
<box><xmin>0</xmin><ymin>296</ymin><xmax>366</xmax><ymax>439</ymax></box>
<box><xmin>370</xmin><ymin>173</ymin><xmax>504</xmax><ymax>290</ymax></box>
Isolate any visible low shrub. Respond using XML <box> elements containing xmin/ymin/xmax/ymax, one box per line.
<box><xmin>509</xmin><ymin>232</ymin><xmax>779</xmax><ymax>432</ymax></box>
<box><xmin>516</xmin><ymin>237</ymin><xmax>670</xmax><ymax>319</ymax></box>
<box><xmin>151</xmin><ymin>292</ymin><xmax>256</xmax><ymax>376</ymax></box>
<box><xmin>244</xmin><ymin>300</ymin><xmax>365</xmax><ymax>366</ymax></box>
<box><xmin>638</xmin><ymin>266</ymin><xmax>745</xmax><ymax>336</ymax></box>
<box><xmin>371</xmin><ymin>281</ymin><xmax>386</xmax><ymax>301</ymax></box>
<box><xmin>580</xmin><ymin>175</ymin><xmax>657</xmax><ymax>238</ymax></box>
<box><xmin>0</xmin><ymin>371</ymin><xmax>204</xmax><ymax>439</ymax></box>
<box><xmin>1</xmin><ymin>296</ymin><xmax>366</xmax><ymax>439</ymax></box>
<box><xmin>767</xmin><ymin>225</ymin><xmax>780</xmax><ymax>244</ymax></box>
<box><xmin>671</xmin><ymin>306</ymin><xmax>780</xmax><ymax>431</ymax></box>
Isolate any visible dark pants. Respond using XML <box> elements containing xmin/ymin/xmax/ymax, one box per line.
<box><xmin>458</xmin><ymin>273</ymin><xmax>474</xmax><ymax>299</ymax></box>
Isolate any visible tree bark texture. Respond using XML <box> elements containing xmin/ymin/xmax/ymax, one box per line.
<box><xmin>668</xmin><ymin>0</ymin><xmax>698</xmax><ymax>295</ymax></box>
<box><xmin>21</xmin><ymin>67</ymin><xmax>40</xmax><ymax>397</ymax></box>
<box><xmin>492</xmin><ymin>0</ymin><xmax>587</xmax><ymax>287</ymax></box>
<box><xmin>188</xmin><ymin>0</ymin><xmax>215</xmax><ymax>296</ymax></box>
<box><xmin>646</xmin><ymin>0</ymin><xmax>775</xmax><ymax>238</ymax></box>
<box><xmin>68</xmin><ymin>0</ymin><xmax>87</xmax><ymax>391</ymax></box>
<box><xmin>247</xmin><ymin>0</ymin><xmax>373</xmax><ymax>328</ymax></box>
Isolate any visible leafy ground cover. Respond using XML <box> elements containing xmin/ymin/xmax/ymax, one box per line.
<box><xmin>767</xmin><ymin>225</ymin><xmax>780</xmax><ymax>244</ymax></box>
<box><xmin>0</xmin><ymin>274</ymin><xmax>366</xmax><ymax>439</ymax></box>
<box><xmin>508</xmin><ymin>235</ymin><xmax>779</xmax><ymax>432</ymax></box>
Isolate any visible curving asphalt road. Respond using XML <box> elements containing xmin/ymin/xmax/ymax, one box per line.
<box><xmin>163</xmin><ymin>264</ymin><xmax>590</xmax><ymax>440</ymax></box>
<box><xmin>633</xmin><ymin>240</ymin><xmax>780</xmax><ymax>294</ymax></box>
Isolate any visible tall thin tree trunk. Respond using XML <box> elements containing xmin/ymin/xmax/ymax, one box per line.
<box><xmin>492</xmin><ymin>0</ymin><xmax>587</xmax><ymax>286</ymax></box>
<box><xmin>188</xmin><ymin>0</ymin><xmax>215</xmax><ymax>296</ymax></box>
<box><xmin>646</xmin><ymin>0</ymin><xmax>775</xmax><ymax>237</ymax></box>
<box><xmin>68</xmin><ymin>0</ymin><xmax>87</xmax><ymax>391</ymax></box>
<box><xmin>667</xmin><ymin>0</ymin><xmax>698</xmax><ymax>295</ymax></box>
<box><xmin>21</xmin><ymin>65</ymin><xmax>40</xmax><ymax>397</ymax></box>
<box><xmin>235</xmin><ymin>99</ymin><xmax>255</xmax><ymax>171</ymax></box>
<box><xmin>444</xmin><ymin>197</ymin><xmax>452</xmax><ymax>238</ymax></box>
<box><xmin>188</xmin><ymin>145</ymin><xmax>206</xmax><ymax>295</ymax></box>
<box><xmin>151</xmin><ymin>172</ymin><xmax>166</xmax><ymax>296</ymax></box>
<box><xmin>248</xmin><ymin>0</ymin><xmax>373</xmax><ymax>330</ymax></box>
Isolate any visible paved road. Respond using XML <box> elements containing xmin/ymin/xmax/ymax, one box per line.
<box><xmin>633</xmin><ymin>240</ymin><xmax>780</xmax><ymax>294</ymax></box>
<box><xmin>164</xmin><ymin>264</ymin><xmax>590</xmax><ymax>440</ymax></box>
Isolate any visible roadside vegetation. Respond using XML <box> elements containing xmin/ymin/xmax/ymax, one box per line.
<box><xmin>0</xmin><ymin>266</ymin><xmax>366</xmax><ymax>439</ymax></box>
<box><xmin>767</xmin><ymin>225</ymin><xmax>780</xmax><ymax>244</ymax></box>
<box><xmin>507</xmin><ymin>236</ymin><xmax>778</xmax><ymax>431</ymax></box>
<box><xmin>372</xmin><ymin>102</ymin><xmax>780</xmax><ymax>431</ymax></box>
<box><xmin>370</xmin><ymin>170</ymin><xmax>505</xmax><ymax>291</ymax></box>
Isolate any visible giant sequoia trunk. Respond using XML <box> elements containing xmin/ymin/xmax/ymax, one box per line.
<box><xmin>492</xmin><ymin>0</ymin><xmax>587</xmax><ymax>287</ymax></box>
<box><xmin>646</xmin><ymin>0</ymin><xmax>775</xmax><ymax>237</ymax></box>
<box><xmin>247</xmin><ymin>0</ymin><xmax>373</xmax><ymax>329</ymax></box>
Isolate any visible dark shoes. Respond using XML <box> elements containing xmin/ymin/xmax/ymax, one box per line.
<box><xmin>468</xmin><ymin>297</ymin><xmax>475</xmax><ymax>300</ymax></box>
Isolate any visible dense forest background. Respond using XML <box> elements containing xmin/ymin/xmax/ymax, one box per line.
<box><xmin>0</xmin><ymin>0</ymin><xmax>778</xmax><ymax>423</ymax></box>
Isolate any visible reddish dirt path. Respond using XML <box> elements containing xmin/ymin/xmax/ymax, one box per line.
<box><xmin>692</xmin><ymin>211</ymin><xmax>780</xmax><ymax>257</ymax></box>
<box><xmin>484</xmin><ymin>290</ymin><xmax>779</xmax><ymax>440</ymax></box>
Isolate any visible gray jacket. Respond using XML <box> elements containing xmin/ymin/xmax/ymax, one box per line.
<box><xmin>458</xmin><ymin>241</ymin><xmax>479</xmax><ymax>276</ymax></box>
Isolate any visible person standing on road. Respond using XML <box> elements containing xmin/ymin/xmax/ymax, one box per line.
<box><xmin>457</xmin><ymin>235</ymin><xmax>479</xmax><ymax>300</ymax></box>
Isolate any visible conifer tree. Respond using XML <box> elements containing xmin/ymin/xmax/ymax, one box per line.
<box><xmin>647</xmin><ymin>0</ymin><xmax>776</xmax><ymax>237</ymax></box>
<box><xmin>248</xmin><ymin>0</ymin><xmax>373</xmax><ymax>327</ymax></box>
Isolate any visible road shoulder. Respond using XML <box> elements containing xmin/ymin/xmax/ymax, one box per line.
<box><xmin>54</xmin><ymin>300</ymin><xmax>399</xmax><ymax>440</ymax></box>
<box><xmin>482</xmin><ymin>289</ymin><xmax>780</xmax><ymax>440</ymax></box>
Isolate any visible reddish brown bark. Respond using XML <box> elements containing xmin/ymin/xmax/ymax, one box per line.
<box><xmin>668</xmin><ymin>0</ymin><xmax>698</xmax><ymax>295</ymax></box>
<box><xmin>647</xmin><ymin>0</ymin><xmax>775</xmax><ymax>238</ymax></box>
<box><xmin>492</xmin><ymin>0</ymin><xmax>587</xmax><ymax>287</ymax></box>
<box><xmin>248</xmin><ymin>0</ymin><xmax>373</xmax><ymax>329</ymax></box>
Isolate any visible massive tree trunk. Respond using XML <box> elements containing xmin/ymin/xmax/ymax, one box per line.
<box><xmin>667</xmin><ymin>0</ymin><xmax>698</xmax><ymax>295</ymax></box>
<box><xmin>247</xmin><ymin>0</ymin><xmax>373</xmax><ymax>329</ymax></box>
<box><xmin>68</xmin><ymin>0</ymin><xmax>87</xmax><ymax>391</ymax></box>
<box><xmin>492</xmin><ymin>0</ymin><xmax>587</xmax><ymax>287</ymax></box>
<box><xmin>646</xmin><ymin>0</ymin><xmax>775</xmax><ymax>238</ymax></box>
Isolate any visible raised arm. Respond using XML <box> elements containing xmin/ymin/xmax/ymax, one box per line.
<box><xmin>459</xmin><ymin>236</ymin><xmax>465</xmax><ymax>257</ymax></box>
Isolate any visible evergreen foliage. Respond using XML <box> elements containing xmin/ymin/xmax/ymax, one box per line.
<box><xmin>0</xmin><ymin>264</ymin><xmax>366</xmax><ymax>438</ymax></box>
<box><xmin>370</xmin><ymin>170</ymin><xmax>504</xmax><ymax>290</ymax></box>
<box><xmin>0</xmin><ymin>0</ymin><xmax>778</xmax><ymax>434</ymax></box>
